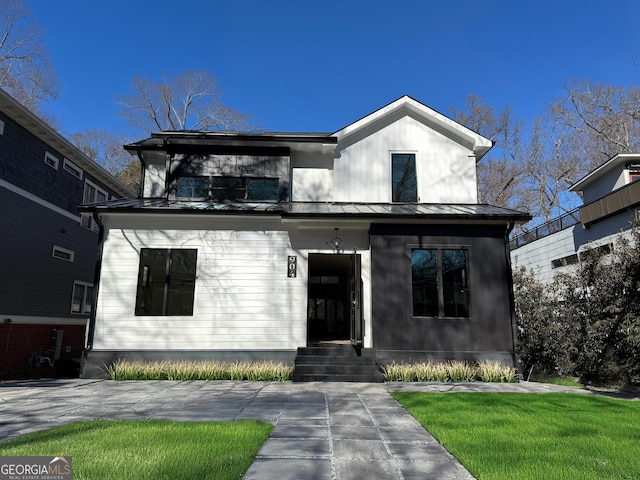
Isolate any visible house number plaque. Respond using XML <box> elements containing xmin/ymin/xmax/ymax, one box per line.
<box><xmin>287</xmin><ymin>255</ymin><xmax>297</xmax><ymax>278</ymax></box>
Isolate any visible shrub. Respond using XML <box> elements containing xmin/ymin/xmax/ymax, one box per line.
<box><xmin>514</xmin><ymin>224</ymin><xmax>640</xmax><ymax>386</ymax></box>
<box><xmin>105</xmin><ymin>359</ymin><xmax>293</xmax><ymax>381</ymax></box>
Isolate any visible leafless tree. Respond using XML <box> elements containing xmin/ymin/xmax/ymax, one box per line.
<box><xmin>69</xmin><ymin>129</ymin><xmax>131</xmax><ymax>174</ymax></box>
<box><xmin>452</xmin><ymin>94</ymin><xmax>584</xmax><ymax>227</ymax></box>
<box><xmin>69</xmin><ymin>129</ymin><xmax>140</xmax><ymax>193</ymax></box>
<box><xmin>0</xmin><ymin>0</ymin><xmax>59</xmax><ymax>111</ymax></box>
<box><xmin>117</xmin><ymin>70</ymin><xmax>253</xmax><ymax>134</ymax></box>
<box><xmin>450</xmin><ymin>95</ymin><xmax>528</xmax><ymax>212</ymax></box>
<box><xmin>550</xmin><ymin>79</ymin><xmax>640</xmax><ymax>169</ymax></box>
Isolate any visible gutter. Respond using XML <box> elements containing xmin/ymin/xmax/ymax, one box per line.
<box><xmin>81</xmin><ymin>210</ymin><xmax>105</xmax><ymax>376</ymax></box>
<box><xmin>503</xmin><ymin>220</ymin><xmax>521</xmax><ymax>372</ymax></box>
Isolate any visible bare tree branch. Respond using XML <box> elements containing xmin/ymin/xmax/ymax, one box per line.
<box><xmin>117</xmin><ymin>70</ymin><xmax>254</xmax><ymax>134</ymax></box>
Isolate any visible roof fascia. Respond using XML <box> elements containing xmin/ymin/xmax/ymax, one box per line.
<box><xmin>332</xmin><ymin>95</ymin><xmax>493</xmax><ymax>160</ymax></box>
<box><xmin>569</xmin><ymin>153</ymin><xmax>640</xmax><ymax>192</ymax></box>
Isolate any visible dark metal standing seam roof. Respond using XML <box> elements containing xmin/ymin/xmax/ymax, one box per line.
<box><xmin>78</xmin><ymin>199</ymin><xmax>532</xmax><ymax>223</ymax></box>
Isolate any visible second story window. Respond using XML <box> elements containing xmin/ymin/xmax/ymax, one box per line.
<box><xmin>44</xmin><ymin>152</ymin><xmax>60</xmax><ymax>170</ymax></box>
<box><xmin>176</xmin><ymin>176</ymin><xmax>280</xmax><ymax>201</ymax></box>
<box><xmin>63</xmin><ymin>158</ymin><xmax>83</xmax><ymax>179</ymax></box>
<box><xmin>391</xmin><ymin>153</ymin><xmax>417</xmax><ymax>202</ymax></box>
<box><xmin>81</xmin><ymin>180</ymin><xmax>108</xmax><ymax>231</ymax></box>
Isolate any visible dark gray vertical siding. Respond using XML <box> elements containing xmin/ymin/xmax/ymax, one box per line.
<box><xmin>370</xmin><ymin>223</ymin><xmax>515</xmax><ymax>362</ymax></box>
<box><xmin>0</xmin><ymin>187</ymin><xmax>98</xmax><ymax>317</ymax></box>
<box><xmin>169</xmin><ymin>152</ymin><xmax>291</xmax><ymax>201</ymax></box>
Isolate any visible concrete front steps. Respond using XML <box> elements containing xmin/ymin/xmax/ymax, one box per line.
<box><xmin>292</xmin><ymin>344</ymin><xmax>385</xmax><ymax>382</ymax></box>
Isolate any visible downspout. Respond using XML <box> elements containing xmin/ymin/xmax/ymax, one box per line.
<box><xmin>503</xmin><ymin>220</ymin><xmax>520</xmax><ymax>372</ymax></box>
<box><xmin>81</xmin><ymin>210</ymin><xmax>105</xmax><ymax>376</ymax></box>
<box><xmin>137</xmin><ymin>149</ymin><xmax>146</xmax><ymax>198</ymax></box>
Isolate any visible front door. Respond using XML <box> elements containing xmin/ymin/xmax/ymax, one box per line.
<box><xmin>307</xmin><ymin>254</ymin><xmax>361</xmax><ymax>344</ymax></box>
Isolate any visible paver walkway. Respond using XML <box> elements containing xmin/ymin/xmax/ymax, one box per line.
<box><xmin>0</xmin><ymin>379</ymin><xmax>633</xmax><ymax>479</ymax></box>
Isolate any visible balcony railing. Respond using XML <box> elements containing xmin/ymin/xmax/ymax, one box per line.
<box><xmin>510</xmin><ymin>208</ymin><xmax>580</xmax><ymax>250</ymax></box>
<box><xmin>579</xmin><ymin>180</ymin><xmax>640</xmax><ymax>227</ymax></box>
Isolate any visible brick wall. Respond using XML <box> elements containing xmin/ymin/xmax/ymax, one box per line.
<box><xmin>0</xmin><ymin>324</ymin><xmax>86</xmax><ymax>379</ymax></box>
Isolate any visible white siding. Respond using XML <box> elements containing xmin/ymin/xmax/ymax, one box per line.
<box><xmin>511</xmin><ymin>227</ymin><xmax>577</xmax><ymax>284</ymax></box>
<box><xmin>143</xmin><ymin>163</ymin><xmax>166</xmax><ymax>198</ymax></box>
<box><xmin>291</xmin><ymin>151</ymin><xmax>333</xmax><ymax>201</ymax></box>
<box><xmin>333</xmin><ymin>115</ymin><xmax>477</xmax><ymax>203</ymax></box>
<box><xmin>94</xmin><ymin>214</ymin><xmax>374</xmax><ymax>350</ymax></box>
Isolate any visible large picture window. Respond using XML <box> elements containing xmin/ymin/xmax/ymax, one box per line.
<box><xmin>411</xmin><ymin>248</ymin><xmax>470</xmax><ymax>318</ymax></box>
<box><xmin>391</xmin><ymin>153</ymin><xmax>417</xmax><ymax>202</ymax></box>
<box><xmin>135</xmin><ymin>249</ymin><xmax>197</xmax><ymax>316</ymax></box>
<box><xmin>176</xmin><ymin>175</ymin><xmax>280</xmax><ymax>201</ymax></box>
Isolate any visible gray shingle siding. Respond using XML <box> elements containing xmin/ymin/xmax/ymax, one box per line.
<box><xmin>0</xmin><ymin>187</ymin><xmax>98</xmax><ymax>317</ymax></box>
<box><xmin>0</xmin><ymin>111</ymin><xmax>116</xmax><ymax>214</ymax></box>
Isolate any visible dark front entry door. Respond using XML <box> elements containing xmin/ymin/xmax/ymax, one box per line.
<box><xmin>307</xmin><ymin>253</ymin><xmax>361</xmax><ymax>343</ymax></box>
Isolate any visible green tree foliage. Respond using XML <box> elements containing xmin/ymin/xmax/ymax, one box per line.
<box><xmin>514</xmin><ymin>227</ymin><xmax>640</xmax><ymax>385</ymax></box>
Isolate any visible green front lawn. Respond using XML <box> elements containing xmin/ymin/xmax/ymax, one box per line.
<box><xmin>393</xmin><ymin>393</ymin><xmax>640</xmax><ymax>480</ymax></box>
<box><xmin>0</xmin><ymin>419</ymin><xmax>273</xmax><ymax>480</ymax></box>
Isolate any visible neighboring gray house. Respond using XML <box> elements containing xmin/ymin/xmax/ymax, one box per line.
<box><xmin>80</xmin><ymin>95</ymin><xmax>531</xmax><ymax>380</ymax></box>
<box><xmin>0</xmin><ymin>88</ymin><xmax>133</xmax><ymax>378</ymax></box>
<box><xmin>511</xmin><ymin>153</ymin><xmax>640</xmax><ymax>283</ymax></box>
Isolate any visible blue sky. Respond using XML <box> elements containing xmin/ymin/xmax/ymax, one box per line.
<box><xmin>29</xmin><ymin>0</ymin><xmax>640</xmax><ymax>140</ymax></box>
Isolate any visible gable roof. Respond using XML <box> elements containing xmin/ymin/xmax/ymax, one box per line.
<box><xmin>332</xmin><ymin>95</ymin><xmax>494</xmax><ymax>160</ymax></box>
<box><xmin>569</xmin><ymin>153</ymin><xmax>640</xmax><ymax>192</ymax></box>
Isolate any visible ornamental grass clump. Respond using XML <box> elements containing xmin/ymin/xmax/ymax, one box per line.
<box><xmin>445</xmin><ymin>360</ymin><xmax>478</xmax><ymax>382</ymax></box>
<box><xmin>477</xmin><ymin>360</ymin><xmax>517</xmax><ymax>383</ymax></box>
<box><xmin>105</xmin><ymin>359</ymin><xmax>293</xmax><ymax>381</ymax></box>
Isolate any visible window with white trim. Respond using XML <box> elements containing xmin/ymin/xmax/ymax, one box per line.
<box><xmin>71</xmin><ymin>281</ymin><xmax>93</xmax><ymax>314</ymax></box>
<box><xmin>44</xmin><ymin>152</ymin><xmax>59</xmax><ymax>170</ymax></box>
<box><xmin>81</xmin><ymin>180</ymin><xmax>108</xmax><ymax>231</ymax></box>
<box><xmin>63</xmin><ymin>158</ymin><xmax>83</xmax><ymax>179</ymax></box>
<box><xmin>52</xmin><ymin>245</ymin><xmax>75</xmax><ymax>262</ymax></box>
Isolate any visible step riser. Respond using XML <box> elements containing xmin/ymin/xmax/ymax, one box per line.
<box><xmin>294</xmin><ymin>365</ymin><xmax>382</xmax><ymax>375</ymax></box>
<box><xmin>292</xmin><ymin>346</ymin><xmax>384</xmax><ymax>383</ymax></box>
<box><xmin>292</xmin><ymin>374</ymin><xmax>385</xmax><ymax>382</ymax></box>
<box><xmin>295</xmin><ymin>357</ymin><xmax>378</xmax><ymax>366</ymax></box>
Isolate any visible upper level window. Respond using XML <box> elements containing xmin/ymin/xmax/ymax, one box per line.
<box><xmin>63</xmin><ymin>158</ymin><xmax>83</xmax><ymax>179</ymax></box>
<box><xmin>177</xmin><ymin>176</ymin><xmax>279</xmax><ymax>201</ymax></box>
<box><xmin>411</xmin><ymin>248</ymin><xmax>470</xmax><ymax>318</ymax></box>
<box><xmin>44</xmin><ymin>152</ymin><xmax>59</xmax><ymax>170</ymax></box>
<box><xmin>0</xmin><ymin>119</ymin><xmax>5</xmax><ymax>135</ymax></box>
<box><xmin>628</xmin><ymin>164</ymin><xmax>640</xmax><ymax>183</ymax></box>
<box><xmin>177</xmin><ymin>177</ymin><xmax>209</xmax><ymax>199</ymax></box>
<box><xmin>391</xmin><ymin>153</ymin><xmax>417</xmax><ymax>202</ymax></box>
<box><xmin>81</xmin><ymin>180</ymin><xmax>108</xmax><ymax>231</ymax></box>
<box><xmin>52</xmin><ymin>245</ymin><xmax>75</xmax><ymax>262</ymax></box>
<box><xmin>135</xmin><ymin>248</ymin><xmax>197</xmax><ymax>316</ymax></box>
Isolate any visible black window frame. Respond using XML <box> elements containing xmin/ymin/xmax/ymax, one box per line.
<box><xmin>135</xmin><ymin>248</ymin><xmax>197</xmax><ymax>316</ymax></box>
<box><xmin>411</xmin><ymin>246</ymin><xmax>471</xmax><ymax>319</ymax></box>
<box><xmin>176</xmin><ymin>175</ymin><xmax>280</xmax><ymax>202</ymax></box>
<box><xmin>391</xmin><ymin>153</ymin><xmax>418</xmax><ymax>202</ymax></box>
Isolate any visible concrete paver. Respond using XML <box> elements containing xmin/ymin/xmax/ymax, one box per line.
<box><xmin>0</xmin><ymin>379</ymin><xmax>635</xmax><ymax>479</ymax></box>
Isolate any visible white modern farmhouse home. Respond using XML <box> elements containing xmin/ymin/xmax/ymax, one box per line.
<box><xmin>80</xmin><ymin>96</ymin><xmax>530</xmax><ymax>380</ymax></box>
